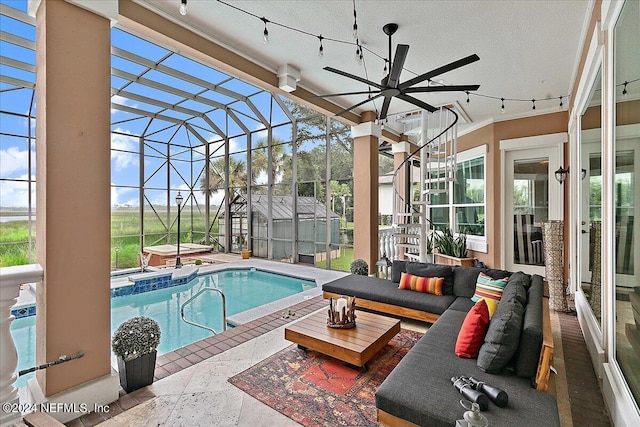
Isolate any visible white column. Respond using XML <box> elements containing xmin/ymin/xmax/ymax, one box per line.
<box><xmin>0</xmin><ymin>264</ymin><xmax>43</xmax><ymax>426</ymax></box>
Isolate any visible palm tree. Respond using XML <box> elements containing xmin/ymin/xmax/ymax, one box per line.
<box><xmin>199</xmin><ymin>157</ymin><xmax>247</xmax><ymax>196</ymax></box>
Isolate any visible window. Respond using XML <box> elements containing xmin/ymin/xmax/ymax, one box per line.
<box><xmin>429</xmin><ymin>145</ymin><xmax>487</xmax><ymax>252</ymax></box>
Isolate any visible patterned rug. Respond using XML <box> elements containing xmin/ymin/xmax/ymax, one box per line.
<box><xmin>228</xmin><ymin>329</ymin><xmax>423</xmax><ymax>427</ymax></box>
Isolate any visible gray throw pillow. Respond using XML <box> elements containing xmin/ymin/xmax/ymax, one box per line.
<box><xmin>477</xmin><ymin>300</ymin><xmax>525</xmax><ymax>373</ymax></box>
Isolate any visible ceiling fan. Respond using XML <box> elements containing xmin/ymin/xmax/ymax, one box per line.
<box><xmin>315</xmin><ymin>23</ymin><xmax>481</xmax><ymax>120</ymax></box>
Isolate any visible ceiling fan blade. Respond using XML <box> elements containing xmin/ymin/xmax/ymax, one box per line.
<box><xmin>335</xmin><ymin>93</ymin><xmax>384</xmax><ymax>116</ymax></box>
<box><xmin>379</xmin><ymin>97</ymin><xmax>392</xmax><ymax>120</ymax></box>
<box><xmin>399</xmin><ymin>54</ymin><xmax>480</xmax><ymax>90</ymax></box>
<box><xmin>403</xmin><ymin>84</ymin><xmax>480</xmax><ymax>94</ymax></box>
<box><xmin>388</xmin><ymin>44</ymin><xmax>409</xmax><ymax>88</ymax></box>
<box><xmin>308</xmin><ymin>90</ymin><xmax>382</xmax><ymax>99</ymax></box>
<box><xmin>396</xmin><ymin>94</ymin><xmax>438</xmax><ymax>113</ymax></box>
<box><xmin>323</xmin><ymin>67</ymin><xmax>384</xmax><ymax>90</ymax></box>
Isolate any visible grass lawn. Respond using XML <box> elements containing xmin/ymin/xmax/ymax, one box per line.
<box><xmin>316</xmin><ymin>247</ymin><xmax>354</xmax><ymax>272</ymax></box>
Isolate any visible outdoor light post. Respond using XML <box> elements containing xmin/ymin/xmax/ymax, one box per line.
<box><xmin>175</xmin><ymin>192</ymin><xmax>183</xmax><ymax>268</ymax></box>
<box><xmin>114</xmin><ymin>246</ymin><xmax>119</xmax><ymax>270</ymax></box>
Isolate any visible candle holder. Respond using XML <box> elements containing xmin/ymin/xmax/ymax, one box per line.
<box><xmin>327</xmin><ymin>296</ymin><xmax>356</xmax><ymax>329</ymax></box>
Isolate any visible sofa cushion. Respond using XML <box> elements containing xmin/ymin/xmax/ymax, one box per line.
<box><xmin>471</xmin><ymin>272</ymin><xmax>510</xmax><ymax>303</ymax></box>
<box><xmin>452</xmin><ymin>266</ymin><xmax>485</xmax><ymax>297</ymax></box>
<box><xmin>448</xmin><ymin>297</ymin><xmax>475</xmax><ymax>312</ymax></box>
<box><xmin>455</xmin><ymin>299</ymin><xmax>490</xmax><ymax>358</ymax></box>
<box><xmin>485</xmin><ymin>268</ymin><xmax>512</xmax><ymax>280</ymax></box>
<box><xmin>514</xmin><ymin>277</ymin><xmax>544</xmax><ymax>378</ymax></box>
<box><xmin>406</xmin><ymin>262</ymin><xmax>454</xmax><ymax>295</ymax></box>
<box><xmin>501</xmin><ymin>272</ymin><xmax>530</xmax><ymax>305</ymax></box>
<box><xmin>477</xmin><ymin>300</ymin><xmax>525</xmax><ymax>373</ymax></box>
<box><xmin>398</xmin><ymin>272</ymin><xmax>444</xmax><ymax>295</ymax></box>
<box><xmin>391</xmin><ymin>260</ymin><xmax>407</xmax><ymax>283</ymax></box>
<box><xmin>375</xmin><ymin>308</ymin><xmax>560</xmax><ymax>427</ymax></box>
<box><xmin>322</xmin><ymin>274</ymin><xmax>456</xmax><ymax>315</ymax></box>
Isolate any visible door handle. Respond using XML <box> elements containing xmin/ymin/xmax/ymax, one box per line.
<box><xmin>582</xmin><ymin>230</ymin><xmax>588</xmax><ymax>234</ymax></box>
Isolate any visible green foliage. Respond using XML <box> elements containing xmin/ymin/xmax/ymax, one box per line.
<box><xmin>112</xmin><ymin>316</ymin><xmax>161</xmax><ymax>361</ymax></box>
<box><xmin>350</xmin><ymin>258</ymin><xmax>369</xmax><ymax>276</ymax></box>
<box><xmin>433</xmin><ymin>227</ymin><xmax>468</xmax><ymax>258</ymax></box>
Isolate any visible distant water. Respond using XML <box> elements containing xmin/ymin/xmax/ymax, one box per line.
<box><xmin>0</xmin><ymin>216</ymin><xmax>32</xmax><ymax>223</ymax></box>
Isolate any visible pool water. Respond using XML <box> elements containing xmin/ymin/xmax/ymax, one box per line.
<box><xmin>10</xmin><ymin>268</ymin><xmax>315</xmax><ymax>388</ymax></box>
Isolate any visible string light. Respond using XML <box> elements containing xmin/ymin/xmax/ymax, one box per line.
<box><xmin>179</xmin><ymin>0</ymin><xmax>187</xmax><ymax>16</ymax></box>
<box><xmin>261</xmin><ymin>17</ymin><xmax>269</xmax><ymax>44</ymax></box>
<box><xmin>193</xmin><ymin>1</ymin><xmax>596</xmax><ymax>109</ymax></box>
<box><xmin>622</xmin><ymin>81</ymin><xmax>628</xmax><ymax>97</ymax></box>
<box><xmin>500</xmin><ymin>97</ymin><xmax>505</xmax><ymax>114</ymax></box>
<box><xmin>352</xmin><ymin>0</ymin><xmax>358</xmax><ymax>40</ymax></box>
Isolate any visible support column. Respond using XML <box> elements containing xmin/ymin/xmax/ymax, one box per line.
<box><xmin>392</xmin><ymin>139</ymin><xmax>413</xmax><ymax>260</ymax></box>
<box><xmin>32</xmin><ymin>0</ymin><xmax>118</xmax><ymax>415</ymax></box>
<box><xmin>352</xmin><ymin>116</ymin><xmax>381</xmax><ymax>274</ymax></box>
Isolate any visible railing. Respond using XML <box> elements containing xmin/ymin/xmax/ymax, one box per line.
<box><xmin>0</xmin><ymin>263</ymin><xmax>44</xmax><ymax>426</ymax></box>
<box><xmin>180</xmin><ymin>287</ymin><xmax>227</xmax><ymax>335</ymax></box>
<box><xmin>379</xmin><ymin>226</ymin><xmax>420</xmax><ymax>260</ymax></box>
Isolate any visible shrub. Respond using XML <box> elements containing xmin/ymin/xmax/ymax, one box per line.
<box><xmin>112</xmin><ymin>316</ymin><xmax>161</xmax><ymax>361</ymax></box>
<box><xmin>195</xmin><ymin>259</ymin><xmax>203</xmax><ymax>265</ymax></box>
<box><xmin>350</xmin><ymin>258</ymin><xmax>369</xmax><ymax>276</ymax></box>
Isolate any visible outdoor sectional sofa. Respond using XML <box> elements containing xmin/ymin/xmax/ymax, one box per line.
<box><xmin>322</xmin><ymin>260</ymin><xmax>559</xmax><ymax>427</ymax></box>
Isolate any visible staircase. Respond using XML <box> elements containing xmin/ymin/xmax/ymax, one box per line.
<box><xmin>390</xmin><ymin>107</ymin><xmax>459</xmax><ymax>262</ymax></box>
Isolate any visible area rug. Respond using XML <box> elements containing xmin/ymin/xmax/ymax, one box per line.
<box><xmin>228</xmin><ymin>329</ymin><xmax>423</xmax><ymax>427</ymax></box>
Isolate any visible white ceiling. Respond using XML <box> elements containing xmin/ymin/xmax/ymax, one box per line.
<box><xmin>137</xmin><ymin>0</ymin><xmax>592</xmax><ymax>130</ymax></box>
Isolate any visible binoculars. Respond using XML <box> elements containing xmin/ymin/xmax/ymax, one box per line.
<box><xmin>451</xmin><ymin>376</ymin><xmax>509</xmax><ymax>410</ymax></box>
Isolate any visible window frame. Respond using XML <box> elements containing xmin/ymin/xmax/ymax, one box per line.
<box><xmin>429</xmin><ymin>144</ymin><xmax>487</xmax><ymax>252</ymax></box>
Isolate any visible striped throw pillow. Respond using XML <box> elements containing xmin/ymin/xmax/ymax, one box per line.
<box><xmin>398</xmin><ymin>272</ymin><xmax>444</xmax><ymax>295</ymax></box>
<box><xmin>471</xmin><ymin>272</ymin><xmax>509</xmax><ymax>303</ymax></box>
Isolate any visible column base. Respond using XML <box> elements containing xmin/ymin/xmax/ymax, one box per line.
<box><xmin>26</xmin><ymin>369</ymin><xmax>119</xmax><ymax>424</ymax></box>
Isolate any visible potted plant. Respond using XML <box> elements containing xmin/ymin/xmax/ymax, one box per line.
<box><xmin>432</xmin><ymin>227</ymin><xmax>474</xmax><ymax>267</ymax></box>
<box><xmin>112</xmin><ymin>316</ymin><xmax>161</xmax><ymax>392</ymax></box>
<box><xmin>350</xmin><ymin>258</ymin><xmax>369</xmax><ymax>275</ymax></box>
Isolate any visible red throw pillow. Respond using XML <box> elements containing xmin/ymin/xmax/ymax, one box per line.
<box><xmin>455</xmin><ymin>299</ymin><xmax>490</xmax><ymax>358</ymax></box>
<box><xmin>398</xmin><ymin>272</ymin><xmax>444</xmax><ymax>295</ymax></box>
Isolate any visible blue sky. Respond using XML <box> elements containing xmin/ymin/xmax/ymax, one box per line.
<box><xmin>0</xmin><ymin>0</ymin><xmax>300</xmax><ymax>209</ymax></box>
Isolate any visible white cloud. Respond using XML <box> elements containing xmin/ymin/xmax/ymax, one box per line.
<box><xmin>111</xmin><ymin>128</ymin><xmax>138</xmax><ymax>171</ymax></box>
<box><xmin>0</xmin><ymin>175</ymin><xmax>35</xmax><ymax>208</ymax></box>
<box><xmin>111</xmin><ymin>186</ymin><xmax>137</xmax><ymax>207</ymax></box>
<box><xmin>111</xmin><ymin>95</ymin><xmax>138</xmax><ymax>114</ymax></box>
<box><xmin>0</xmin><ymin>146</ymin><xmax>32</xmax><ymax>177</ymax></box>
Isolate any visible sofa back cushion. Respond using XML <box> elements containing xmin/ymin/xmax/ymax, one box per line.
<box><xmin>398</xmin><ymin>272</ymin><xmax>444</xmax><ymax>295</ymax></box>
<box><xmin>477</xmin><ymin>299</ymin><xmax>525</xmax><ymax>373</ymax></box>
<box><xmin>500</xmin><ymin>272</ymin><xmax>530</xmax><ymax>306</ymax></box>
<box><xmin>391</xmin><ymin>260</ymin><xmax>407</xmax><ymax>283</ymax></box>
<box><xmin>452</xmin><ymin>266</ymin><xmax>485</xmax><ymax>297</ymax></box>
<box><xmin>406</xmin><ymin>262</ymin><xmax>454</xmax><ymax>295</ymax></box>
<box><xmin>514</xmin><ymin>277</ymin><xmax>544</xmax><ymax>378</ymax></box>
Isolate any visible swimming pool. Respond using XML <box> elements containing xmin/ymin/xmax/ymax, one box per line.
<box><xmin>10</xmin><ymin>268</ymin><xmax>316</xmax><ymax>387</ymax></box>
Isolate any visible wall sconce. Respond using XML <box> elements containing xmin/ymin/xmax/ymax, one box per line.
<box><xmin>555</xmin><ymin>166</ymin><xmax>587</xmax><ymax>183</ymax></box>
<box><xmin>555</xmin><ymin>166</ymin><xmax>569</xmax><ymax>183</ymax></box>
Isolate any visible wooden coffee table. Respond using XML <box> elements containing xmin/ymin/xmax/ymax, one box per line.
<box><xmin>284</xmin><ymin>310</ymin><xmax>401</xmax><ymax>369</ymax></box>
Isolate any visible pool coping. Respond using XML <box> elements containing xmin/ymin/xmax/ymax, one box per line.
<box><xmin>68</xmin><ymin>294</ymin><xmax>329</xmax><ymax>427</ymax></box>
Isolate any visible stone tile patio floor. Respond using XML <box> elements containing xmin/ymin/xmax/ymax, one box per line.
<box><xmin>60</xmin><ymin>296</ymin><xmax>609</xmax><ymax>426</ymax></box>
